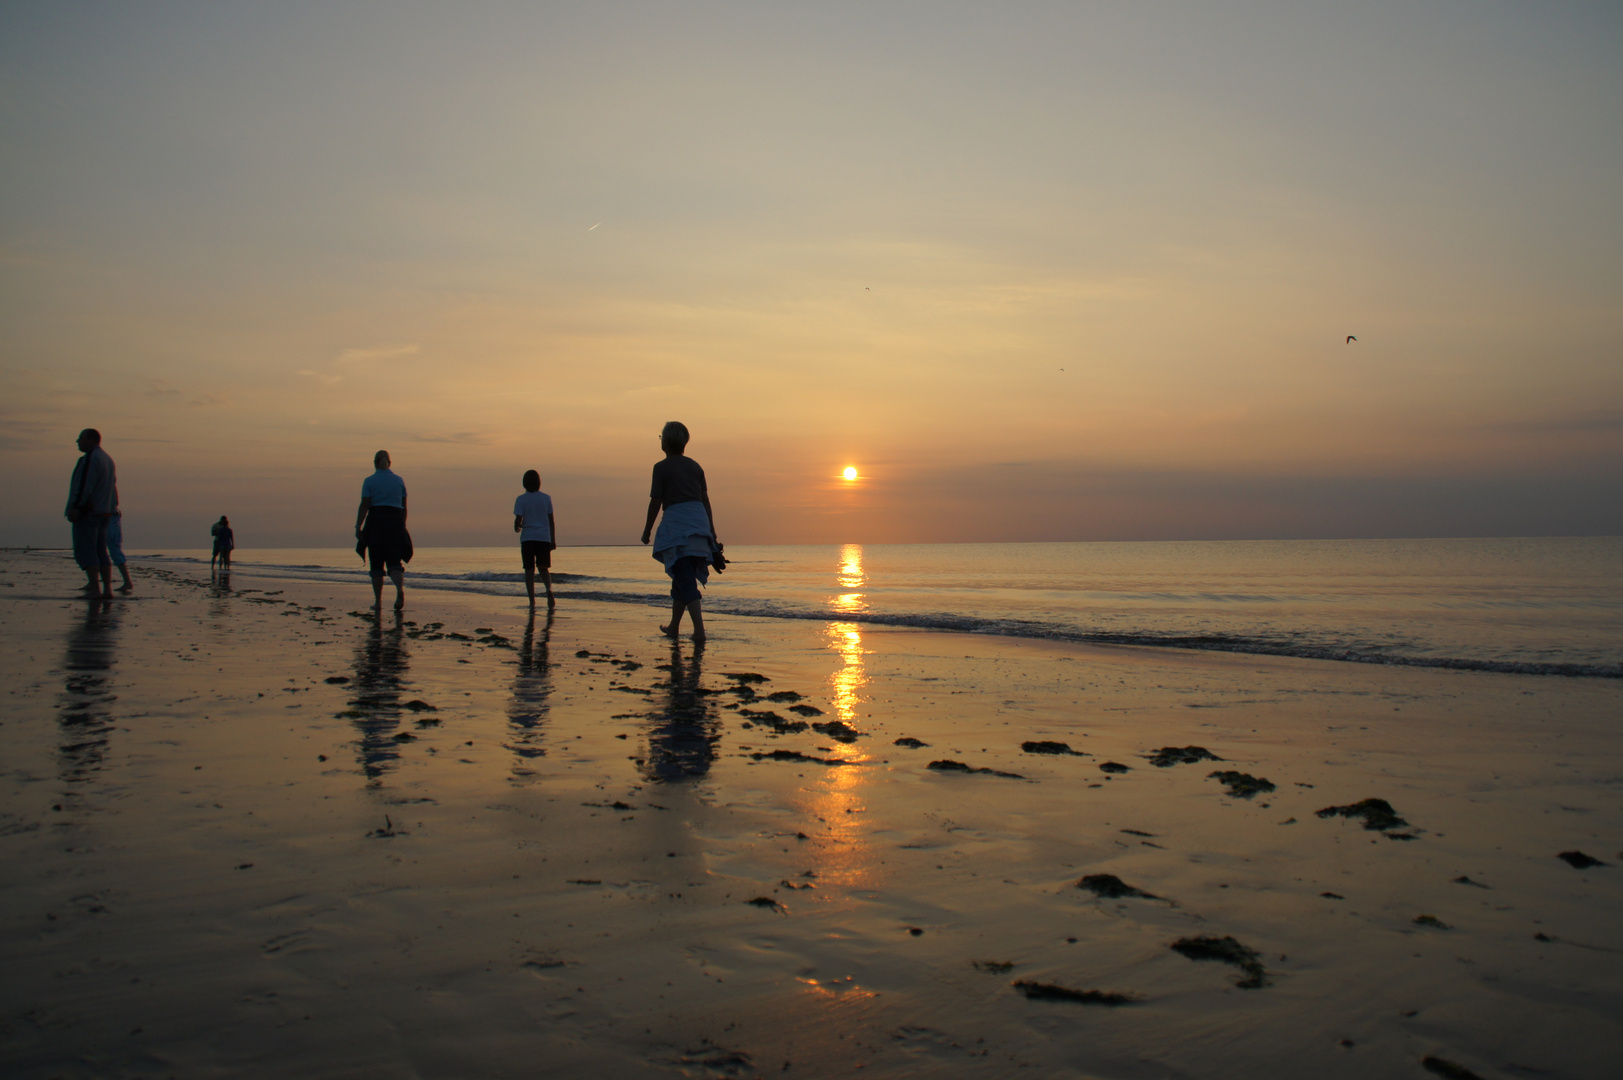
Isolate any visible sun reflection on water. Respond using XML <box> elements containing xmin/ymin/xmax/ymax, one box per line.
<box><xmin>832</xmin><ymin>542</ymin><xmax>866</xmax><ymax>615</ymax></box>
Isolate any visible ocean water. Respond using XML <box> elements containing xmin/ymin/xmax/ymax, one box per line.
<box><xmin>133</xmin><ymin>537</ymin><xmax>1621</xmax><ymax>677</ymax></box>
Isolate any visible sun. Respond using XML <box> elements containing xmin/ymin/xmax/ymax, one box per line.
<box><xmin>843</xmin><ymin>466</ymin><xmax>859</xmax><ymax>481</ymax></box>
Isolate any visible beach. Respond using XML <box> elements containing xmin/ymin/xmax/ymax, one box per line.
<box><xmin>1</xmin><ymin>549</ymin><xmax>1619</xmax><ymax>1079</ymax></box>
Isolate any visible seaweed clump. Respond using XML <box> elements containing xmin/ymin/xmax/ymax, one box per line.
<box><xmin>927</xmin><ymin>760</ymin><xmax>1025</xmax><ymax>780</ymax></box>
<box><xmin>1021</xmin><ymin>740</ymin><xmax>1088</xmax><ymax>756</ymax></box>
<box><xmin>1147</xmin><ymin>746</ymin><xmax>1223</xmax><ymax>767</ymax></box>
<box><xmin>1169</xmin><ymin>935</ymin><xmax>1270</xmax><ymax>989</ymax></box>
<box><xmin>1207</xmin><ymin>771</ymin><xmax>1276</xmax><ymax>799</ymax></box>
<box><xmin>1076</xmin><ymin>874</ymin><xmax>1161</xmax><ymax>900</ymax></box>
<box><xmin>1012</xmin><ymin>981</ymin><xmax>1139</xmax><ymax>1006</ymax></box>
<box><xmin>811</xmin><ymin>719</ymin><xmax>863</xmax><ymax>743</ymax></box>
<box><xmin>1316</xmin><ymin>798</ymin><xmax>1407</xmax><ymax>832</ymax></box>
<box><xmin>1557</xmin><ymin>850</ymin><xmax>1607</xmax><ymax>869</ymax></box>
<box><xmin>1421</xmin><ymin>1057</ymin><xmax>1484</xmax><ymax>1080</ymax></box>
<box><xmin>749</xmin><ymin>749</ymin><xmax>846</xmax><ymax>766</ymax></box>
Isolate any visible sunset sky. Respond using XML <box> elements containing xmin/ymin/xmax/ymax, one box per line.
<box><xmin>3</xmin><ymin>1</ymin><xmax>1619</xmax><ymax>547</ymax></box>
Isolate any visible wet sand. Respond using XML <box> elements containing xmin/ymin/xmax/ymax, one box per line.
<box><xmin>1</xmin><ymin>550</ymin><xmax>1619</xmax><ymax>1079</ymax></box>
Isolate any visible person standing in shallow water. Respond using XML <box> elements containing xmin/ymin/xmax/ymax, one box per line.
<box><xmin>210</xmin><ymin>516</ymin><xmax>234</xmax><ymax>572</ymax></box>
<box><xmin>641</xmin><ymin>421</ymin><xmax>720</xmax><ymax>642</ymax></box>
<box><xmin>355</xmin><ymin>450</ymin><xmax>411</xmax><ymax>610</ymax></box>
<box><xmin>65</xmin><ymin>428</ymin><xmax>117</xmax><ymax>598</ymax></box>
<box><xmin>512</xmin><ymin>469</ymin><xmax>556</xmax><ymax>609</ymax></box>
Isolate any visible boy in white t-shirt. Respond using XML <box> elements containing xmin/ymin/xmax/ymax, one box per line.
<box><xmin>512</xmin><ymin>470</ymin><xmax>556</xmax><ymax>609</ymax></box>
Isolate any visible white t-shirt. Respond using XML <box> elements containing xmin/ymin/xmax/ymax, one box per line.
<box><xmin>513</xmin><ymin>491</ymin><xmax>553</xmax><ymax>543</ymax></box>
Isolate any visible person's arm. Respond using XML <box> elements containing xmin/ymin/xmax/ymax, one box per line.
<box><xmin>641</xmin><ymin>498</ymin><xmax>660</xmax><ymax>545</ymax></box>
<box><xmin>355</xmin><ymin>497</ymin><xmax>371</xmax><ymax>533</ymax></box>
<box><xmin>548</xmin><ymin>512</ymin><xmax>557</xmax><ymax>550</ymax></box>
<box><xmin>66</xmin><ymin>459</ymin><xmax>86</xmax><ymax>521</ymax></box>
<box><xmin>514</xmin><ymin>514</ymin><xmax>523</xmax><ymax>534</ymax></box>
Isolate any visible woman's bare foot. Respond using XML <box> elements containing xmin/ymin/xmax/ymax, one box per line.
<box><xmin>659</xmin><ymin>623</ymin><xmax>678</xmax><ymax>638</ymax></box>
<box><xmin>116</xmin><ymin>583</ymin><xmax>134</xmax><ymax>593</ymax></box>
<box><xmin>393</xmin><ymin>595</ymin><xmax>405</xmax><ymax>611</ymax></box>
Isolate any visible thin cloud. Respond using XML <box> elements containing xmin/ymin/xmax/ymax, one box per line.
<box><xmin>625</xmin><ymin>384</ymin><xmax>693</xmax><ymax>397</ymax></box>
<box><xmin>336</xmin><ymin>344</ymin><xmax>420</xmax><ymax>365</ymax></box>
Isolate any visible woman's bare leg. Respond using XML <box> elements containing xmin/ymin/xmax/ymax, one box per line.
<box><xmin>371</xmin><ymin>574</ymin><xmax>384</xmax><ymax>608</ymax></box>
<box><xmin>660</xmin><ymin>596</ymin><xmax>684</xmax><ymax>637</ymax></box>
<box><xmin>389</xmin><ymin>566</ymin><xmax>405</xmax><ymax>609</ymax></box>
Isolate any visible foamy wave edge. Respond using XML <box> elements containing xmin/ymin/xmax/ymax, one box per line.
<box><xmin>135</xmin><ymin>555</ymin><xmax>1623</xmax><ymax>679</ymax></box>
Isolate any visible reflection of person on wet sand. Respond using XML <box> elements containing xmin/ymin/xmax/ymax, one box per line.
<box><xmin>348</xmin><ymin>613</ymin><xmax>410</xmax><ymax>782</ymax></box>
<box><xmin>506</xmin><ymin>611</ymin><xmax>552</xmax><ymax>778</ymax></box>
<box><xmin>640</xmin><ymin>421</ymin><xmax>720</xmax><ymax>642</ymax></box>
<box><xmin>210</xmin><ymin>516</ymin><xmax>234</xmax><ymax>572</ymax></box>
<box><xmin>639</xmin><ymin>640</ymin><xmax>720</xmax><ymax>782</ymax></box>
<box><xmin>355</xmin><ymin>450</ymin><xmax>412</xmax><ymax>611</ymax></box>
<box><xmin>512</xmin><ymin>470</ymin><xmax>556</xmax><ymax>610</ymax></box>
<box><xmin>56</xmin><ymin>598</ymin><xmax>124</xmax><ymax>785</ymax></box>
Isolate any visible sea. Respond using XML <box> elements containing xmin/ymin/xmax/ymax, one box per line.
<box><xmin>132</xmin><ymin>537</ymin><xmax>1621</xmax><ymax>678</ymax></box>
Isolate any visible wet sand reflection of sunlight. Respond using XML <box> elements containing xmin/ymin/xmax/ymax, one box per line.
<box><xmin>832</xmin><ymin>542</ymin><xmax>866</xmax><ymax>615</ymax></box>
<box><xmin>827</xmin><ymin>622</ymin><xmax>865</xmax><ymax>725</ymax></box>
<box><xmin>795</xmin><ymin>618</ymin><xmax>877</xmax><ymax>893</ymax></box>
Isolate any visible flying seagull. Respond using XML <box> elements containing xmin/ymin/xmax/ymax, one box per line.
<box><xmin>1346</xmin><ymin>335</ymin><xmax>1357</xmax><ymax>343</ymax></box>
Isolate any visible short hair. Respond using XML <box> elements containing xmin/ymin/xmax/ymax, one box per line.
<box><xmin>373</xmin><ymin>450</ymin><xmax>390</xmax><ymax>468</ymax></box>
<box><xmin>80</xmin><ymin>428</ymin><xmax>101</xmax><ymax>445</ymax></box>
<box><xmin>660</xmin><ymin>421</ymin><xmax>690</xmax><ymax>453</ymax></box>
<box><xmin>522</xmin><ymin>469</ymin><xmax>540</xmax><ymax>492</ymax></box>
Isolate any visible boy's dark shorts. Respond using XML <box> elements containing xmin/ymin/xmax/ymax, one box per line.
<box><xmin>521</xmin><ymin>541</ymin><xmax>552</xmax><ymax>572</ymax></box>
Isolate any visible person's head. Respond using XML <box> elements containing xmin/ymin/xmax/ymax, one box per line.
<box><xmin>374</xmin><ymin>450</ymin><xmax>391</xmax><ymax>470</ymax></box>
<box><xmin>660</xmin><ymin>421</ymin><xmax>690</xmax><ymax>454</ymax></box>
<box><xmin>220</xmin><ymin>516</ymin><xmax>229</xmax><ymax>526</ymax></box>
<box><xmin>522</xmin><ymin>469</ymin><xmax>541</xmax><ymax>492</ymax></box>
<box><xmin>76</xmin><ymin>428</ymin><xmax>101</xmax><ymax>452</ymax></box>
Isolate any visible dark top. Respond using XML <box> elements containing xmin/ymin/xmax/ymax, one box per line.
<box><xmin>650</xmin><ymin>456</ymin><xmax>707</xmax><ymax>510</ymax></box>
<box><xmin>213</xmin><ymin>526</ymin><xmax>234</xmax><ymax>552</ymax></box>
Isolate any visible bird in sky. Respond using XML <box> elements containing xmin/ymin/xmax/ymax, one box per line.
<box><xmin>1346</xmin><ymin>335</ymin><xmax>1357</xmax><ymax>343</ymax></box>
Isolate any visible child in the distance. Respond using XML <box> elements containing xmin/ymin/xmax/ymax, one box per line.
<box><xmin>512</xmin><ymin>470</ymin><xmax>556</xmax><ymax>609</ymax></box>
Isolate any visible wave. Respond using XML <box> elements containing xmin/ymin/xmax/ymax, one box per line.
<box><xmin>127</xmin><ymin>553</ymin><xmax>1621</xmax><ymax>679</ymax></box>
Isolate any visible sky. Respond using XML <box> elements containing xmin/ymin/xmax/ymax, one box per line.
<box><xmin>2</xmin><ymin>0</ymin><xmax>1620</xmax><ymax>548</ymax></box>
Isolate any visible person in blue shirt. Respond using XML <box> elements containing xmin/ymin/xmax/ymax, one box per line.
<box><xmin>355</xmin><ymin>450</ymin><xmax>411</xmax><ymax>610</ymax></box>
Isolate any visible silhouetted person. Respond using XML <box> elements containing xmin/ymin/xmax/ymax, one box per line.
<box><xmin>512</xmin><ymin>469</ymin><xmax>556</xmax><ymax>609</ymax></box>
<box><xmin>210</xmin><ymin>515</ymin><xmax>234</xmax><ymax>571</ymax></box>
<box><xmin>640</xmin><ymin>421</ymin><xmax>720</xmax><ymax>642</ymax></box>
<box><xmin>355</xmin><ymin>450</ymin><xmax>411</xmax><ymax>610</ymax></box>
<box><xmin>65</xmin><ymin>428</ymin><xmax>117</xmax><ymax>598</ymax></box>
<box><xmin>105</xmin><ymin>506</ymin><xmax>133</xmax><ymax>593</ymax></box>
